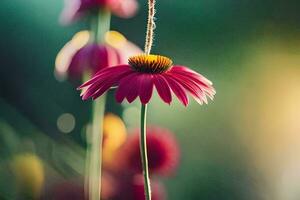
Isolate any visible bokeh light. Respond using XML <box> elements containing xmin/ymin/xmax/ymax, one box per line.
<box><xmin>10</xmin><ymin>153</ymin><xmax>44</xmax><ymax>199</ymax></box>
<box><xmin>57</xmin><ymin>113</ymin><xmax>76</xmax><ymax>133</ymax></box>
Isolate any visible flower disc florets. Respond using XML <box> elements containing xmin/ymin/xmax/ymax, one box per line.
<box><xmin>128</xmin><ymin>54</ymin><xmax>173</xmax><ymax>74</ymax></box>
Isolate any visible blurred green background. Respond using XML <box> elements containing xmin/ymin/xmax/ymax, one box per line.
<box><xmin>1</xmin><ymin>0</ymin><xmax>300</xmax><ymax>199</ymax></box>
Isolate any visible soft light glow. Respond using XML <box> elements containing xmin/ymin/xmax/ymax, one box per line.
<box><xmin>237</xmin><ymin>45</ymin><xmax>300</xmax><ymax>199</ymax></box>
<box><xmin>123</xmin><ymin>106</ymin><xmax>140</xmax><ymax>128</ymax></box>
<box><xmin>11</xmin><ymin>153</ymin><xmax>44</xmax><ymax>198</ymax></box>
<box><xmin>105</xmin><ymin>31</ymin><xmax>127</xmax><ymax>49</ymax></box>
<box><xmin>103</xmin><ymin>113</ymin><xmax>127</xmax><ymax>165</ymax></box>
<box><xmin>71</xmin><ymin>30</ymin><xmax>90</xmax><ymax>49</ymax></box>
<box><xmin>55</xmin><ymin>30</ymin><xmax>90</xmax><ymax>81</ymax></box>
<box><xmin>57</xmin><ymin>113</ymin><xmax>76</xmax><ymax>133</ymax></box>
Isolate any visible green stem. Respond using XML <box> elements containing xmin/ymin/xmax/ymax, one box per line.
<box><xmin>89</xmin><ymin>95</ymin><xmax>106</xmax><ymax>200</ymax></box>
<box><xmin>91</xmin><ymin>8</ymin><xmax>111</xmax><ymax>43</ymax></box>
<box><xmin>83</xmin><ymin>73</ymin><xmax>91</xmax><ymax>199</ymax></box>
<box><xmin>140</xmin><ymin>104</ymin><xmax>151</xmax><ymax>200</ymax></box>
<box><xmin>85</xmin><ymin>8</ymin><xmax>111</xmax><ymax>200</ymax></box>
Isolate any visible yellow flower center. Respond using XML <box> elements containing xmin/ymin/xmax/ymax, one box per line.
<box><xmin>128</xmin><ymin>54</ymin><xmax>173</xmax><ymax>73</ymax></box>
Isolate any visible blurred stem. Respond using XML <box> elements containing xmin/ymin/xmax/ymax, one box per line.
<box><xmin>83</xmin><ymin>72</ymin><xmax>91</xmax><ymax>199</ymax></box>
<box><xmin>85</xmin><ymin>8</ymin><xmax>111</xmax><ymax>200</ymax></box>
<box><xmin>92</xmin><ymin>8</ymin><xmax>111</xmax><ymax>44</ymax></box>
<box><xmin>89</xmin><ymin>95</ymin><xmax>106</xmax><ymax>200</ymax></box>
<box><xmin>140</xmin><ymin>104</ymin><xmax>151</xmax><ymax>200</ymax></box>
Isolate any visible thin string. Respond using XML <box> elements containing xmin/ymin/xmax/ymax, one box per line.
<box><xmin>144</xmin><ymin>0</ymin><xmax>156</xmax><ymax>55</ymax></box>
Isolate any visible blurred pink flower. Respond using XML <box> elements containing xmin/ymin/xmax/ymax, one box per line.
<box><xmin>131</xmin><ymin>175</ymin><xmax>166</xmax><ymax>200</ymax></box>
<box><xmin>45</xmin><ymin>175</ymin><xmax>116</xmax><ymax>200</ymax></box>
<box><xmin>79</xmin><ymin>54</ymin><xmax>215</xmax><ymax>106</ymax></box>
<box><xmin>55</xmin><ymin>30</ymin><xmax>142</xmax><ymax>80</ymax></box>
<box><xmin>47</xmin><ymin>181</ymin><xmax>85</xmax><ymax>200</ymax></box>
<box><xmin>117</xmin><ymin>127</ymin><xmax>180</xmax><ymax>176</ymax></box>
<box><xmin>61</xmin><ymin>0</ymin><xmax>138</xmax><ymax>24</ymax></box>
<box><xmin>67</xmin><ymin>43</ymin><xmax>121</xmax><ymax>79</ymax></box>
<box><xmin>112</xmin><ymin>175</ymin><xmax>166</xmax><ymax>200</ymax></box>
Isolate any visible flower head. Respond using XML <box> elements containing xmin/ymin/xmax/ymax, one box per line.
<box><xmin>79</xmin><ymin>54</ymin><xmax>216</xmax><ymax>106</ymax></box>
<box><xmin>69</xmin><ymin>43</ymin><xmax>121</xmax><ymax>79</ymax></box>
<box><xmin>116</xmin><ymin>127</ymin><xmax>180</xmax><ymax>175</ymax></box>
<box><xmin>61</xmin><ymin>0</ymin><xmax>138</xmax><ymax>24</ymax></box>
<box><xmin>55</xmin><ymin>31</ymin><xmax>142</xmax><ymax>80</ymax></box>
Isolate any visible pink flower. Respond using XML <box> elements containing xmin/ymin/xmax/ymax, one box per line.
<box><xmin>45</xmin><ymin>175</ymin><xmax>116</xmax><ymax>200</ymax></box>
<box><xmin>79</xmin><ymin>54</ymin><xmax>216</xmax><ymax>106</ymax></box>
<box><xmin>118</xmin><ymin>127</ymin><xmax>180</xmax><ymax>176</ymax></box>
<box><xmin>46</xmin><ymin>181</ymin><xmax>85</xmax><ymax>200</ymax></box>
<box><xmin>55</xmin><ymin>31</ymin><xmax>142</xmax><ymax>80</ymax></box>
<box><xmin>112</xmin><ymin>175</ymin><xmax>166</xmax><ymax>200</ymax></box>
<box><xmin>130</xmin><ymin>175</ymin><xmax>166</xmax><ymax>200</ymax></box>
<box><xmin>67</xmin><ymin>43</ymin><xmax>121</xmax><ymax>79</ymax></box>
<box><xmin>61</xmin><ymin>0</ymin><xmax>138</xmax><ymax>24</ymax></box>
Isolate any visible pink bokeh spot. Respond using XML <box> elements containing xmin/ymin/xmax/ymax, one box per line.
<box><xmin>60</xmin><ymin>0</ymin><xmax>138</xmax><ymax>24</ymax></box>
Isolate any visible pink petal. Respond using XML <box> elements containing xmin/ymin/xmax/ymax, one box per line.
<box><xmin>91</xmin><ymin>69</ymin><xmax>133</xmax><ymax>100</ymax></box>
<box><xmin>80</xmin><ymin>67</ymin><xmax>128</xmax><ymax>97</ymax></box>
<box><xmin>153</xmin><ymin>75</ymin><xmax>172</xmax><ymax>104</ymax></box>
<box><xmin>80</xmin><ymin>65</ymin><xmax>132</xmax><ymax>100</ymax></box>
<box><xmin>171</xmin><ymin>66</ymin><xmax>213</xmax><ymax>85</ymax></box>
<box><xmin>174</xmin><ymin>72</ymin><xmax>215</xmax><ymax>100</ymax></box>
<box><xmin>138</xmin><ymin>74</ymin><xmax>154</xmax><ymax>104</ymax></box>
<box><xmin>171</xmin><ymin>66</ymin><xmax>216</xmax><ymax>97</ymax></box>
<box><xmin>170</xmin><ymin>66</ymin><xmax>216</xmax><ymax>100</ymax></box>
<box><xmin>81</xmin><ymin>76</ymin><xmax>111</xmax><ymax>100</ymax></box>
<box><xmin>115</xmin><ymin>72</ymin><xmax>140</xmax><ymax>103</ymax></box>
<box><xmin>59</xmin><ymin>0</ymin><xmax>81</xmax><ymax>25</ymax></box>
<box><xmin>91</xmin><ymin>81</ymin><xmax>116</xmax><ymax>100</ymax></box>
<box><xmin>164</xmin><ymin>75</ymin><xmax>189</xmax><ymax>106</ymax></box>
<box><xmin>93</xmin><ymin>64</ymin><xmax>130</xmax><ymax>78</ymax></box>
<box><xmin>167</xmin><ymin>73</ymin><xmax>206</xmax><ymax>105</ymax></box>
<box><xmin>172</xmin><ymin>67</ymin><xmax>212</xmax><ymax>87</ymax></box>
<box><xmin>116</xmin><ymin>73</ymin><xmax>154</xmax><ymax>104</ymax></box>
<box><xmin>98</xmin><ymin>45</ymin><xmax>124</xmax><ymax>71</ymax></box>
<box><xmin>91</xmin><ymin>45</ymin><xmax>109</xmax><ymax>72</ymax></box>
<box><xmin>78</xmin><ymin>65</ymin><xmax>130</xmax><ymax>89</ymax></box>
